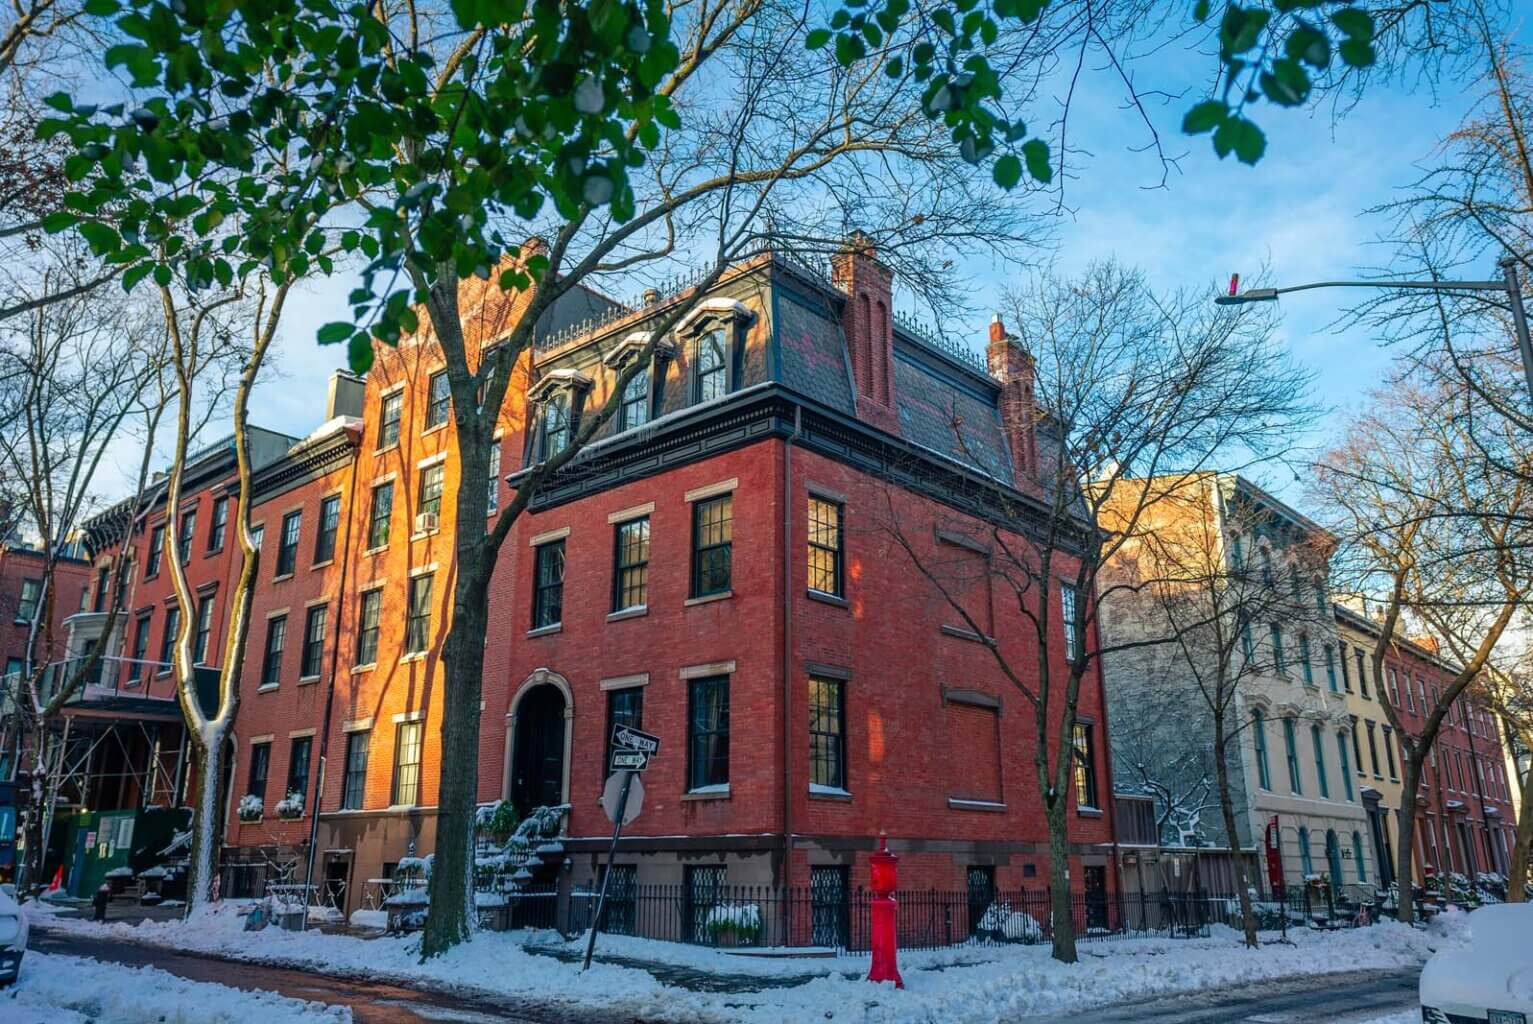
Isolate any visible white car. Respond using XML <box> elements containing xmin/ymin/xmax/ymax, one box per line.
<box><xmin>1421</xmin><ymin>903</ymin><xmax>1533</xmax><ymax>1024</ymax></box>
<box><xmin>0</xmin><ymin>885</ymin><xmax>27</xmax><ymax>985</ymax></box>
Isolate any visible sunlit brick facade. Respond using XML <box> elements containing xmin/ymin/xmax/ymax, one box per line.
<box><xmin>69</xmin><ymin>245</ymin><xmax>1119</xmax><ymax>916</ymax></box>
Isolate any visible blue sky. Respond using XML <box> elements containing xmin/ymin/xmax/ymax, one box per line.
<box><xmin>110</xmin><ymin>32</ymin><xmax>1491</xmax><ymax>506</ymax></box>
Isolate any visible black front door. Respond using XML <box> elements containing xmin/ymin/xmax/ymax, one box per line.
<box><xmin>511</xmin><ymin>685</ymin><xmax>566</xmax><ymax>817</ymax></box>
<box><xmin>1084</xmin><ymin>864</ymin><xmax>1109</xmax><ymax>931</ymax></box>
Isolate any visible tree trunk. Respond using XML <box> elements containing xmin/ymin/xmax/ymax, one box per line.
<box><xmin>185</xmin><ymin>724</ymin><xmax>229</xmax><ymax>908</ymax></box>
<box><xmin>419</xmin><ymin>557</ymin><xmax>493</xmax><ymax>958</ymax></box>
<box><xmin>1510</xmin><ymin>730</ymin><xmax>1532</xmax><ymax>902</ymax></box>
<box><xmin>1394</xmin><ymin>754</ymin><xmax>1423</xmax><ymax>925</ymax></box>
<box><xmin>1213</xmin><ymin>715</ymin><xmax>1257</xmax><ymax>947</ymax></box>
<box><xmin>1045</xmin><ymin>794</ymin><xmax>1077</xmax><ymax>963</ymax></box>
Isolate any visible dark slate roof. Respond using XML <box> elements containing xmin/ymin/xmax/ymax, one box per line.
<box><xmin>891</xmin><ymin>351</ymin><xmax>1014</xmax><ymax>485</ymax></box>
<box><xmin>775</xmin><ymin>286</ymin><xmax>855</xmax><ymax>416</ymax></box>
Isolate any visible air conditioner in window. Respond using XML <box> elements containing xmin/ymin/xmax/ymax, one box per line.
<box><xmin>414</xmin><ymin>511</ymin><xmax>440</xmax><ymax>534</ymax></box>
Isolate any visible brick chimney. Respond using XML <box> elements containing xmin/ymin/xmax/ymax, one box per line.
<box><xmin>830</xmin><ymin>231</ymin><xmax>897</xmax><ymax>431</ymax></box>
<box><xmin>986</xmin><ymin>314</ymin><xmax>1038</xmax><ymax>481</ymax></box>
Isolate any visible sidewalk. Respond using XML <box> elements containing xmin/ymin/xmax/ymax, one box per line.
<box><xmin>30</xmin><ymin>905</ymin><xmax>1468</xmax><ymax>1024</ymax></box>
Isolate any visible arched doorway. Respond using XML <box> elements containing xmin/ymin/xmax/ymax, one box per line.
<box><xmin>510</xmin><ymin>683</ymin><xmax>567</xmax><ymax>817</ymax></box>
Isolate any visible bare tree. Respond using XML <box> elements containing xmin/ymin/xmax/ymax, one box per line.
<box><xmin>1313</xmin><ymin>378</ymin><xmax>1532</xmax><ymax>924</ymax></box>
<box><xmin>154</xmin><ymin>280</ymin><xmax>279</xmax><ymax>912</ymax></box>
<box><xmin>1473</xmin><ymin>655</ymin><xmax>1533</xmax><ymax>900</ymax></box>
<box><xmin>878</xmin><ymin>260</ymin><xmax>1315</xmax><ymax>961</ymax></box>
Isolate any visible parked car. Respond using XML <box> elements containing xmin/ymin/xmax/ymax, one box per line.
<box><xmin>0</xmin><ymin>885</ymin><xmax>27</xmax><ymax>985</ymax></box>
<box><xmin>1420</xmin><ymin>903</ymin><xmax>1533</xmax><ymax>1024</ymax></box>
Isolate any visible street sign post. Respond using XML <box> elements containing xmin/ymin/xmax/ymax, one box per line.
<box><xmin>583</xmin><ymin>725</ymin><xmax>662</xmax><ymax>971</ymax></box>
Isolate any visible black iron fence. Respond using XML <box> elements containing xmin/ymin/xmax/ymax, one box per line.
<box><xmin>484</xmin><ymin>882</ymin><xmax>1383</xmax><ymax>954</ymax></box>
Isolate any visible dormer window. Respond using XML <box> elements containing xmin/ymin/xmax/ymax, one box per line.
<box><xmin>673</xmin><ymin>297</ymin><xmax>755</xmax><ymax>409</ymax></box>
<box><xmin>541</xmin><ymin>392</ymin><xmax>570</xmax><ymax>459</ymax></box>
<box><xmin>621</xmin><ymin>372</ymin><xmax>649</xmax><ymax>430</ymax></box>
<box><xmin>527</xmin><ymin>368</ymin><xmax>593</xmax><ymax>464</ymax></box>
<box><xmin>695</xmin><ymin>329</ymin><xmax>728</xmax><ymax>404</ymax></box>
<box><xmin>603</xmin><ymin>330</ymin><xmax>674</xmax><ymax>433</ymax></box>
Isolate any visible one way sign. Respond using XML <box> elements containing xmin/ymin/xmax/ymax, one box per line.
<box><xmin>612</xmin><ymin>724</ymin><xmax>661</xmax><ymax>756</ymax></box>
<box><xmin>609</xmin><ymin>748</ymin><xmax>649</xmax><ymax>772</ymax></box>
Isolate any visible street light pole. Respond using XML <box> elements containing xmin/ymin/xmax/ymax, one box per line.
<box><xmin>1215</xmin><ymin>256</ymin><xmax>1533</xmax><ymax>399</ymax></box>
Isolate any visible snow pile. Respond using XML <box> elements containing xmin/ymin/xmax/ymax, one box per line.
<box><xmin>274</xmin><ymin>791</ymin><xmax>303</xmax><ymax>818</ymax></box>
<box><xmin>236</xmin><ymin>795</ymin><xmax>263</xmax><ymax>820</ymax></box>
<box><xmin>9</xmin><ymin>951</ymin><xmax>350</xmax><ymax>1024</ymax></box>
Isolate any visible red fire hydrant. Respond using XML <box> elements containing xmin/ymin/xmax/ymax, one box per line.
<box><xmin>867</xmin><ymin>832</ymin><xmax>904</xmax><ymax>988</ymax></box>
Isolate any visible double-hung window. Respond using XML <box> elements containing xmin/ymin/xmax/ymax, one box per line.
<box><xmin>807</xmin><ymin>497</ymin><xmax>843</xmax><ymax>597</ymax></box>
<box><xmin>276</xmin><ymin>511</ymin><xmax>302</xmax><ymax>577</ymax></box>
<box><xmin>1252</xmin><ymin>709</ymin><xmax>1271</xmax><ymax>789</ymax></box>
<box><xmin>606</xmin><ymin>687</ymin><xmax>644</xmax><ymax>770</ymax></box>
<box><xmin>208</xmin><ymin>497</ymin><xmax>228</xmax><ymax>552</ymax></box>
<box><xmin>158</xmin><ymin>605</ymin><xmax>180</xmax><ymax>673</ymax></box>
<box><xmin>540</xmin><ymin>394</ymin><xmax>570</xmax><ymax>460</ymax></box>
<box><xmin>405</xmin><ymin>575</ymin><xmax>432</xmax><ymax>654</ymax></box>
<box><xmin>193</xmin><ymin>594</ymin><xmax>215</xmax><ymax>664</ymax></box>
<box><xmin>532</xmin><ymin>541</ymin><xmax>565</xmax><ymax>629</ymax></box>
<box><xmin>341</xmin><ymin>730</ymin><xmax>370</xmax><ymax>810</ymax></box>
<box><xmin>809</xmin><ymin>676</ymin><xmax>846</xmax><ymax>791</ymax></box>
<box><xmin>1337</xmin><ymin>731</ymin><xmax>1354</xmax><ymax>799</ymax></box>
<box><xmin>620</xmin><ymin>370</ymin><xmax>649</xmax><ymax>430</ymax></box>
<box><xmin>315</xmin><ymin>495</ymin><xmax>340</xmax><ymax>564</ymax></box>
<box><xmin>1072</xmin><ymin>722</ymin><xmax>1098</xmax><ymax>809</ymax></box>
<box><xmin>1270</xmin><ymin>623</ymin><xmax>1285</xmax><ymax>675</ymax></box>
<box><xmin>1324</xmin><ymin>645</ymin><xmax>1338</xmax><ymax>691</ymax></box>
<box><xmin>261</xmin><ymin>614</ymin><xmax>287</xmax><ymax>688</ymax></box>
<box><xmin>1283</xmin><ymin>718</ymin><xmax>1302</xmax><ymax>794</ymax></box>
<box><xmin>486</xmin><ymin>441</ymin><xmax>501</xmax><ymax>516</ymax></box>
<box><xmin>379</xmin><ymin>391</ymin><xmax>403</xmax><ymax>448</ymax></box>
<box><xmin>1062</xmin><ymin>584</ymin><xmax>1083</xmax><ymax>663</ymax></box>
<box><xmin>691</xmin><ymin>495</ymin><xmax>732</xmax><ymax>598</ymax></box>
<box><xmin>612</xmin><ymin>519</ymin><xmax>649</xmax><ymax>612</ymax></box>
<box><xmin>1298</xmin><ymin>634</ymin><xmax>1313</xmax><ymax>684</ymax></box>
<box><xmin>392</xmin><ymin>721</ymin><xmax>423</xmax><ymax>805</ymax></box>
<box><xmin>694</xmin><ymin>328</ymin><xmax>728</xmax><ymax>403</ymax></box>
<box><xmin>368</xmin><ymin>482</ymin><xmax>394</xmax><ymax>550</ymax></box>
<box><xmin>300</xmin><ymin>604</ymin><xmax>326</xmax><ymax>679</ymax></box>
<box><xmin>688</xmin><ymin>675</ymin><xmax>730</xmax><ymax>791</ymax></box>
<box><xmin>287</xmin><ymin>737</ymin><xmax>312</xmax><ymax>809</ymax></box>
<box><xmin>1311</xmin><ymin>724</ymin><xmax>1330</xmax><ymax>798</ymax></box>
<box><xmin>247</xmin><ymin>742</ymin><xmax>271</xmax><ymax>801</ymax></box>
<box><xmin>426</xmin><ymin>371</ymin><xmax>450</xmax><ymax>428</ymax></box>
<box><xmin>356</xmin><ymin>589</ymin><xmax>382</xmax><ymax>666</ymax></box>
<box><xmin>418</xmin><ymin>463</ymin><xmax>445</xmax><ymax>520</ymax></box>
<box><xmin>146</xmin><ymin>524</ymin><xmax>165</xmax><ymax>577</ymax></box>
<box><xmin>178</xmin><ymin>510</ymin><xmax>197</xmax><ymax>565</ymax></box>
<box><xmin>15</xmin><ymin>579</ymin><xmax>40</xmax><ymax>623</ymax></box>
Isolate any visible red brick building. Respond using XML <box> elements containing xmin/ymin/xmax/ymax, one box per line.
<box><xmin>71</xmin><ymin>245</ymin><xmax>1118</xmax><ymax>918</ymax></box>
<box><xmin>265</xmin><ymin>245</ymin><xmax>1113</xmax><ymax>915</ymax></box>
<box><xmin>0</xmin><ymin>541</ymin><xmax>91</xmax><ymax>778</ymax></box>
<box><xmin>1335</xmin><ymin>605</ymin><xmax>1519</xmax><ymax>890</ymax></box>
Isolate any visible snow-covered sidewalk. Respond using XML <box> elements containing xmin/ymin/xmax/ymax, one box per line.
<box><xmin>6</xmin><ymin>950</ymin><xmax>351</xmax><ymax>1024</ymax></box>
<box><xmin>33</xmin><ymin>903</ymin><xmax>1467</xmax><ymax>1023</ymax></box>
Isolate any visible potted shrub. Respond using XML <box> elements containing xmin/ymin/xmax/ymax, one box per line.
<box><xmin>703</xmin><ymin>904</ymin><xmax>762</xmax><ymax>947</ymax></box>
<box><xmin>237</xmin><ymin>794</ymin><xmax>263</xmax><ymax>822</ymax></box>
<box><xmin>275</xmin><ymin>791</ymin><xmax>304</xmax><ymax>820</ymax></box>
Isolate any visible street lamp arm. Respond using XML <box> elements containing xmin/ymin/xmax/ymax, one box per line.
<box><xmin>1213</xmin><ymin>254</ymin><xmax>1533</xmax><ymax>401</ymax></box>
<box><xmin>1217</xmin><ymin>280</ymin><xmax>1508</xmax><ymax>305</ymax></box>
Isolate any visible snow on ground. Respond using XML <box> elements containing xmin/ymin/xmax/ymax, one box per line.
<box><xmin>35</xmin><ymin>906</ymin><xmax>1467</xmax><ymax>1024</ymax></box>
<box><xmin>6</xmin><ymin>950</ymin><xmax>351</xmax><ymax>1024</ymax></box>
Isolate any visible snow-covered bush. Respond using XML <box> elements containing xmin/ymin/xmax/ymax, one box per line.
<box><xmin>701</xmin><ymin>903</ymin><xmax>761</xmax><ymax>945</ymax></box>
<box><xmin>275</xmin><ymin>791</ymin><xmax>304</xmax><ymax>819</ymax></box>
<box><xmin>976</xmin><ymin>901</ymin><xmax>1044</xmax><ymax>943</ymax></box>
<box><xmin>475</xmin><ymin>800</ymin><xmax>519</xmax><ymax>841</ymax></box>
<box><xmin>237</xmin><ymin>795</ymin><xmax>263</xmax><ymax>821</ymax></box>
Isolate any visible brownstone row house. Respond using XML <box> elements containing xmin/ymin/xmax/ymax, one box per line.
<box><xmin>60</xmin><ymin>243</ymin><xmax>1117</xmax><ymax>920</ymax></box>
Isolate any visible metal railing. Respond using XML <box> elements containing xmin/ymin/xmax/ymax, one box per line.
<box><xmin>490</xmin><ymin>883</ymin><xmax>1387</xmax><ymax>953</ymax></box>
